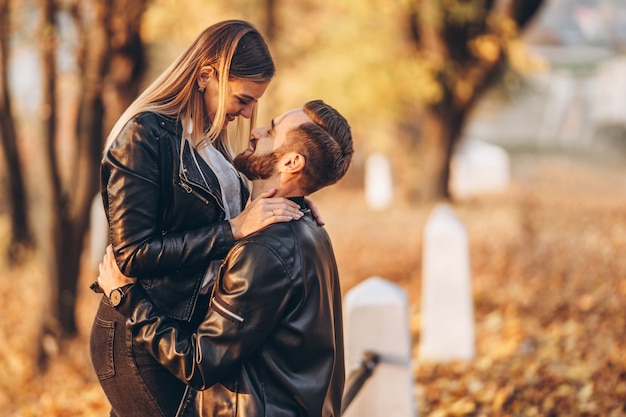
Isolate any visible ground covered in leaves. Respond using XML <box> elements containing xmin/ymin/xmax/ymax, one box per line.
<box><xmin>1</xmin><ymin>151</ymin><xmax>625</xmax><ymax>416</ymax></box>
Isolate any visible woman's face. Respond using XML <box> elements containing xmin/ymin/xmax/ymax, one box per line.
<box><xmin>201</xmin><ymin>68</ymin><xmax>269</xmax><ymax>126</ymax></box>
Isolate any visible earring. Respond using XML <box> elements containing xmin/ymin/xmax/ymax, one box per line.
<box><xmin>198</xmin><ymin>85</ymin><xmax>205</xmax><ymax>93</ymax></box>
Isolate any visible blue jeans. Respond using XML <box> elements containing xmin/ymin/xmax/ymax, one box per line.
<box><xmin>90</xmin><ymin>297</ymin><xmax>198</xmax><ymax>417</ymax></box>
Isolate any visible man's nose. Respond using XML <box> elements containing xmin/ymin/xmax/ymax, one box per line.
<box><xmin>251</xmin><ymin>126</ymin><xmax>264</xmax><ymax>138</ymax></box>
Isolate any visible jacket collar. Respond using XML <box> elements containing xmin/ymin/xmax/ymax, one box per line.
<box><xmin>155</xmin><ymin>113</ymin><xmax>182</xmax><ymax>136</ymax></box>
<box><xmin>180</xmin><ymin>140</ymin><xmax>220</xmax><ymax>189</ymax></box>
<box><xmin>288</xmin><ymin>197</ymin><xmax>307</xmax><ymax>211</ymax></box>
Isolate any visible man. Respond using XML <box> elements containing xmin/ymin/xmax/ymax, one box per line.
<box><xmin>98</xmin><ymin>99</ymin><xmax>354</xmax><ymax>416</ymax></box>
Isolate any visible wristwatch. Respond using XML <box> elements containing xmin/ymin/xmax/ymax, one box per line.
<box><xmin>109</xmin><ymin>285</ymin><xmax>133</xmax><ymax>307</ymax></box>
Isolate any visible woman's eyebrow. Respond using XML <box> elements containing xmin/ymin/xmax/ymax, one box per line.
<box><xmin>238</xmin><ymin>94</ymin><xmax>256</xmax><ymax>102</ymax></box>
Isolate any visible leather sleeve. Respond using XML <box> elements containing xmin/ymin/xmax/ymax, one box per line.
<box><xmin>103</xmin><ymin>117</ymin><xmax>234</xmax><ymax>277</ymax></box>
<box><xmin>126</xmin><ymin>240</ymin><xmax>294</xmax><ymax>390</ymax></box>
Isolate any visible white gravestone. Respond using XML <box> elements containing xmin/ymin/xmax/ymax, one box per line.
<box><xmin>449</xmin><ymin>139</ymin><xmax>510</xmax><ymax>199</ymax></box>
<box><xmin>343</xmin><ymin>277</ymin><xmax>417</xmax><ymax>417</ymax></box>
<box><xmin>419</xmin><ymin>204</ymin><xmax>475</xmax><ymax>361</ymax></box>
<box><xmin>89</xmin><ymin>195</ymin><xmax>109</xmax><ymax>270</ymax></box>
<box><xmin>365</xmin><ymin>153</ymin><xmax>393</xmax><ymax>210</ymax></box>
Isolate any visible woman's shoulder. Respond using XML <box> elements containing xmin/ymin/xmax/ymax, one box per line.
<box><xmin>129</xmin><ymin>112</ymin><xmax>180</xmax><ymax>135</ymax></box>
<box><xmin>109</xmin><ymin>112</ymin><xmax>179</xmax><ymax>156</ymax></box>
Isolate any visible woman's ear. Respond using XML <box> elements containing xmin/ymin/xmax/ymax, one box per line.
<box><xmin>197</xmin><ymin>66</ymin><xmax>215</xmax><ymax>91</ymax></box>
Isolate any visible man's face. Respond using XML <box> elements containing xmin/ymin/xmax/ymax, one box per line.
<box><xmin>233</xmin><ymin>149</ymin><xmax>278</xmax><ymax>180</ymax></box>
<box><xmin>234</xmin><ymin>108</ymin><xmax>311</xmax><ymax>180</ymax></box>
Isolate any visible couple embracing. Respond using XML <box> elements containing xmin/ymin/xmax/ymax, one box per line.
<box><xmin>90</xmin><ymin>19</ymin><xmax>354</xmax><ymax>417</ymax></box>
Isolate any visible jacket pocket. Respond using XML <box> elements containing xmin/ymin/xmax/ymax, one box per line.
<box><xmin>90</xmin><ymin>317</ymin><xmax>116</xmax><ymax>380</ymax></box>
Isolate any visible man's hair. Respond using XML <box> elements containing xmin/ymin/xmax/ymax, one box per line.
<box><xmin>281</xmin><ymin>100</ymin><xmax>354</xmax><ymax>195</ymax></box>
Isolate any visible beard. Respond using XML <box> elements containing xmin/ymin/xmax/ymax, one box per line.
<box><xmin>233</xmin><ymin>150</ymin><xmax>279</xmax><ymax>180</ymax></box>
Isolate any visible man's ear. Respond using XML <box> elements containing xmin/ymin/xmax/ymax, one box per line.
<box><xmin>279</xmin><ymin>152</ymin><xmax>305</xmax><ymax>174</ymax></box>
<box><xmin>197</xmin><ymin>66</ymin><xmax>215</xmax><ymax>90</ymax></box>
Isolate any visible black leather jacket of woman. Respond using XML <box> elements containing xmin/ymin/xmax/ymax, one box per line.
<box><xmin>116</xmin><ymin>202</ymin><xmax>346</xmax><ymax>416</ymax></box>
<box><xmin>101</xmin><ymin>112</ymin><xmax>249</xmax><ymax>322</ymax></box>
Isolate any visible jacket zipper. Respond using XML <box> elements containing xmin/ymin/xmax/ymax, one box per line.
<box><xmin>174</xmin><ymin>385</ymin><xmax>191</xmax><ymax>417</ymax></box>
<box><xmin>178</xmin><ymin>180</ymin><xmax>211</xmax><ymax>205</ymax></box>
<box><xmin>211</xmin><ymin>297</ymin><xmax>244</xmax><ymax>323</ymax></box>
<box><xmin>180</xmin><ymin>145</ymin><xmax>227</xmax><ymax>212</ymax></box>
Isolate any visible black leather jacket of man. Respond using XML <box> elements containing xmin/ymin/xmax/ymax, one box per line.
<box><xmin>101</xmin><ymin>112</ymin><xmax>249</xmax><ymax>322</ymax></box>
<box><xmin>116</xmin><ymin>199</ymin><xmax>346</xmax><ymax>416</ymax></box>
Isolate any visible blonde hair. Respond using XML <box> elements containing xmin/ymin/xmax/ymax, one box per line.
<box><xmin>103</xmin><ymin>20</ymin><xmax>275</xmax><ymax>160</ymax></box>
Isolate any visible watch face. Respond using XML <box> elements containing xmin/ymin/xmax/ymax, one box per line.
<box><xmin>110</xmin><ymin>289</ymin><xmax>122</xmax><ymax>306</ymax></box>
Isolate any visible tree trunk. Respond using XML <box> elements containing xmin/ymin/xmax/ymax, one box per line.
<box><xmin>102</xmin><ymin>0</ymin><xmax>147</xmax><ymax>126</ymax></box>
<box><xmin>404</xmin><ymin>0</ymin><xmax>544</xmax><ymax>201</ymax></box>
<box><xmin>34</xmin><ymin>0</ymin><xmax>147</xmax><ymax>342</ymax></box>
<box><xmin>37</xmin><ymin>0</ymin><xmax>66</xmax><ymax>343</ymax></box>
<box><xmin>416</xmin><ymin>96</ymin><xmax>467</xmax><ymax>201</ymax></box>
<box><xmin>54</xmin><ymin>0</ymin><xmax>110</xmax><ymax>338</ymax></box>
<box><xmin>0</xmin><ymin>0</ymin><xmax>32</xmax><ymax>262</ymax></box>
<box><xmin>58</xmin><ymin>0</ymin><xmax>147</xmax><ymax>337</ymax></box>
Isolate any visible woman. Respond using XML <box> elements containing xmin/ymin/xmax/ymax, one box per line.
<box><xmin>90</xmin><ymin>20</ymin><xmax>305</xmax><ymax>417</ymax></box>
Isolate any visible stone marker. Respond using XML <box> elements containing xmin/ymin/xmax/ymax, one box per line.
<box><xmin>89</xmin><ymin>195</ymin><xmax>109</xmax><ymax>270</ymax></box>
<box><xmin>343</xmin><ymin>276</ymin><xmax>417</xmax><ymax>417</ymax></box>
<box><xmin>365</xmin><ymin>152</ymin><xmax>393</xmax><ymax>210</ymax></box>
<box><xmin>419</xmin><ymin>204</ymin><xmax>475</xmax><ymax>361</ymax></box>
<box><xmin>449</xmin><ymin>139</ymin><xmax>510</xmax><ymax>199</ymax></box>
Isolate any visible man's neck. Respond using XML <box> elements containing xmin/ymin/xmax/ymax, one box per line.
<box><xmin>250</xmin><ymin>179</ymin><xmax>304</xmax><ymax>201</ymax></box>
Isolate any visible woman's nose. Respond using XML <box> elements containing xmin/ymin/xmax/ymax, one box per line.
<box><xmin>239</xmin><ymin>105</ymin><xmax>253</xmax><ymax>119</ymax></box>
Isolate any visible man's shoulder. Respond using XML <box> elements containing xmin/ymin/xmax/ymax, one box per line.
<box><xmin>239</xmin><ymin>221</ymin><xmax>298</xmax><ymax>251</ymax></box>
<box><xmin>233</xmin><ymin>219</ymin><xmax>314</xmax><ymax>261</ymax></box>
<box><xmin>240</xmin><ymin>216</ymin><xmax>329</xmax><ymax>258</ymax></box>
<box><xmin>222</xmin><ymin>224</ymin><xmax>299</xmax><ymax>285</ymax></box>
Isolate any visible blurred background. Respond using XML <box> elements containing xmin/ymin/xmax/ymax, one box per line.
<box><xmin>0</xmin><ymin>0</ymin><xmax>625</xmax><ymax>415</ymax></box>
